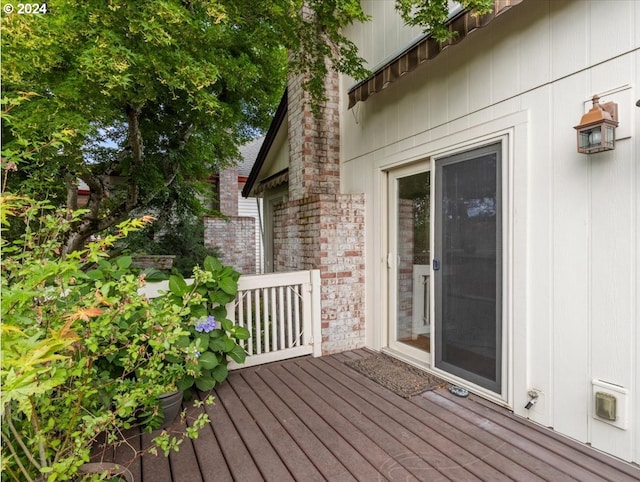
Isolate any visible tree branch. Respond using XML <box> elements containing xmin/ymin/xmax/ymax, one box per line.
<box><xmin>125</xmin><ymin>105</ymin><xmax>143</xmax><ymax>210</ymax></box>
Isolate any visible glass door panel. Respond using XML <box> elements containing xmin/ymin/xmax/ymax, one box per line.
<box><xmin>435</xmin><ymin>143</ymin><xmax>502</xmax><ymax>393</ymax></box>
<box><xmin>390</xmin><ymin>168</ymin><xmax>431</xmax><ymax>356</ymax></box>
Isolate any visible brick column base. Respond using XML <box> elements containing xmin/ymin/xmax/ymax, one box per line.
<box><xmin>273</xmin><ymin>193</ymin><xmax>365</xmax><ymax>354</ymax></box>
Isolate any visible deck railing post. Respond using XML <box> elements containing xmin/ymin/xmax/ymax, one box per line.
<box><xmin>310</xmin><ymin>269</ymin><xmax>322</xmax><ymax>358</ymax></box>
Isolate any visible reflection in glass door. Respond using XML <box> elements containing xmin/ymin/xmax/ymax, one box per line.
<box><xmin>434</xmin><ymin>143</ymin><xmax>502</xmax><ymax>393</ymax></box>
<box><xmin>389</xmin><ymin>168</ymin><xmax>431</xmax><ymax>357</ymax></box>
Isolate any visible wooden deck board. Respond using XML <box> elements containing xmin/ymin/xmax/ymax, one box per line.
<box><xmin>336</xmin><ymin>356</ymin><xmax>568</xmax><ymax>482</ymax></box>
<box><xmin>216</xmin><ymin>375</ymin><xmax>296</xmax><ymax>482</ymax></box>
<box><xmin>428</xmin><ymin>390</ymin><xmax>617</xmax><ymax>482</ymax></box>
<box><xmin>466</xmin><ymin>393</ymin><xmax>640</xmax><ymax>481</ymax></box>
<box><xmin>140</xmin><ymin>431</ymin><xmax>172</xmax><ymax>482</ymax></box>
<box><xmin>258</xmin><ymin>364</ymin><xmax>381</xmax><ymax>481</ymax></box>
<box><xmin>273</xmin><ymin>361</ymin><xmax>420</xmax><ymax>481</ymax></box>
<box><xmin>204</xmin><ymin>381</ymin><xmax>265</xmax><ymax>481</ymax></box>
<box><xmin>309</xmin><ymin>355</ymin><xmax>514</xmax><ymax>482</ymax></box>
<box><xmin>226</xmin><ymin>370</ymin><xmax>326</xmax><ymax>481</ymax></box>
<box><xmin>311</xmin><ymin>354</ymin><xmax>500</xmax><ymax>481</ymax></box>
<box><xmin>185</xmin><ymin>393</ymin><xmax>233</xmax><ymax>482</ymax></box>
<box><xmin>296</xmin><ymin>358</ymin><xmax>444</xmax><ymax>480</ymax></box>
<box><xmin>240</xmin><ymin>367</ymin><xmax>357</xmax><ymax>481</ymax></box>
<box><xmin>101</xmin><ymin>352</ymin><xmax>640</xmax><ymax>481</ymax></box>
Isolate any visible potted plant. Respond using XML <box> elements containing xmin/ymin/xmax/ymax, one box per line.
<box><xmin>1</xmin><ymin>197</ymin><xmax>212</xmax><ymax>481</ymax></box>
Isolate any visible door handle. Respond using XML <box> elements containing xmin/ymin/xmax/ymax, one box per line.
<box><xmin>432</xmin><ymin>259</ymin><xmax>440</xmax><ymax>271</ymax></box>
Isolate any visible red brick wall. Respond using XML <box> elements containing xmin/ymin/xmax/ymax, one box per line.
<box><xmin>273</xmin><ymin>194</ymin><xmax>365</xmax><ymax>353</ymax></box>
<box><xmin>268</xmin><ymin>64</ymin><xmax>367</xmax><ymax>354</ymax></box>
<box><xmin>204</xmin><ymin>215</ymin><xmax>256</xmax><ymax>274</ymax></box>
<box><xmin>218</xmin><ymin>167</ymin><xmax>239</xmax><ymax>216</ymax></box>
<box><xmin>287</xmin><ymin>73</ymin><xmax>341</xmax><ymax>201</ymax></box>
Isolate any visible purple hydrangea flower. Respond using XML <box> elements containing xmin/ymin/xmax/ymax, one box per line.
<box><xmin>195</xmin><ymin>315</ymin><xmax>216</xmax><ymax>333</ymax></box>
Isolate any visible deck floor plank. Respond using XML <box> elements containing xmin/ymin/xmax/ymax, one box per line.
<box><xmin>113</xmin><ymin>427</ymin><xmax>142</xmax><ymax>480</ymax></box>
<box><xmin>226</xmin><ymin>369</ymin><xmax>324</xmax><ymax>481</ymax></box>
<box><xmin>326</xmin><ymin>357</ymin><xmax>562</xmax><ymax>481</ymax></box>
<box><xmin>256</xmin><ymin>364</ymin><xmax>382</xmax><ymax>481</ymax></box>
<box><xmin>186</xmin><ymin>392</ymin><xmax>233</xmax><ymax>482</ymax></box>
<box><xmin>307</xmin><ymin>355</ymin><xmax>520</xmax><ymax>482</ymax></box>
<box><xmin>274</xmin><ymin>360</ymin><xmax>422</xmax><ymax>481</ymax></box>
<box><xmin>93</xmin><ymin>352</ymin><xmax>640</xmax><ymax>481</ymax></box>
<box><xmin>214</xmin><ymin>378</ymin><xmax>296</xmax><ymax>482</ymax></box>
<box><xmin>140</xmin><ymin>431</ymin><xmax>172</xmax><ymax>482</ymax></box>
<box><xmin>292</xmin><ymin>358</ymin><xmax>443</xmax><ymax>480</ymax></box>
<box><xmin>307</xmin><ymin>356</ymin><xmax>498</xmax><ymax>481</ymax></box>
<box><xmin>426</xmin><ymin>390</ymin><xmax>624</xmax><ymax>482</ymax></box>
<box><xmin>240</xmin><ymin>366</ymin><xmax>358</xmax><ymax>481</ymax></box>
<box><xmin>202</xmin><ymin>382</ymin><xmax>265</xmax><ymax>481</ymax></box>
<box><xmin>443</xmin><ymin>390</ymin><xmax>640</xmax><ymax>482</ymax></box>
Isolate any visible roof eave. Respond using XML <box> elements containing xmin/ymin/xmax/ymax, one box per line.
<box><xmin>242</xmin><ymin>89</ymin><xmax>288</xmax><ymax>198</ymax></box>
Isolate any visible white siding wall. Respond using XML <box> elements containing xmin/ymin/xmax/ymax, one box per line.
<box><xmin>341</xmin><ymin>0</ymin><xmax>639</xmax><ymax>463</ymax></box>
<box><xmin>238</xmin><ymin>194</ymin><xmax>263</xmax><ymax>274</ymax></box>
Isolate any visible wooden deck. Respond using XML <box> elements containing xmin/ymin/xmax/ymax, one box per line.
<box><xmin>100</xmin><ymin>349</ymin><xmax>640</xmax><ymax>481</ymax></box>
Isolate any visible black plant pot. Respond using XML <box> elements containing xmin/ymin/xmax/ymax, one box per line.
<box><xmin>158</xmin><ymin>390</ymin><xmax>183</xmax><ymax>428</ymax></box>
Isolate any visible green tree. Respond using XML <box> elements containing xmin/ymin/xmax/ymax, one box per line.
<box><xmin>395</xmin><ymin>0</ymin><xmax>494</xmax><ymax>41</ymax></box>
<box><xmin>1</xmin><ymin>0</ymin><xmax>368</xmax><ymax>254</ymax></box>
<box><xmin>1</xmin><ymin>0</ymin><xmax>492</xmax><ymax>255</ymax></box>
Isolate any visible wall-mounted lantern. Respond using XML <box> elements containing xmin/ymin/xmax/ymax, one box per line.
<box><xmin>574</xmin><ymin>95</ymin><xmax>619</xmax><ymax>154</ymax></box>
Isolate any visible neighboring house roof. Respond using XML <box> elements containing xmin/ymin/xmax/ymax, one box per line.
<box><xmin>242</xmin><ymin>90</ymin><xmax>288</xmax><ymax>198</ymax></box>
<box><xmin>348</xmin><ymin>0</ymin><xmax>523</xmax><ymax>108</ymax></box>
<box><xmin>237</xmin><ymin>136</ymin><xmax>265</xmax><ymax>178</ymax></box>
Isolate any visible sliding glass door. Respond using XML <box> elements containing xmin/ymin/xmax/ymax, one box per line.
<box><xmin>387</xmin><ymin>142</ymin><xmax>503</xmax><ymax>394</ymax></box>
<box><xmin>434</xmin><ymin>143</ymin><xmax>502</xmax><ymax>393</ymax></box>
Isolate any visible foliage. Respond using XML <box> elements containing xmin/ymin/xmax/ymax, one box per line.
<box><xmin>121</xmin><ymin>214</ymin><xmax>221</xmax><ymax>278</ymax></box>
<box><xmin>0</xmin><ymin>197</ymin><xmax>217</xmax><ymax>481</ymax></box>
<box><xmin>0</xmin><ymin>0</ymin><xmax>369</xmax><ymax>253</ymax></box>
<box><xmin>1</xmin><ymin>0</ymin><xmax>496</xmax><ymax>254</ymax></box>
<box><xmin>159</xmin><ymin>257</ymin><xmax>249</xmax><ymax>397</ymax></box>
<box><xmin>395</xmin><ymin>0</ymin><xmax>495</xmax><ymax>41</ymax></box>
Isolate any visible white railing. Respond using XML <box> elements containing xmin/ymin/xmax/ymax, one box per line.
<box><xmin>227</xmin><ymin>270</ymin><xmax>322</xmax><ymax>369</ymax></box>
<box><xmin>141</xmin><ymin>270</ymin><xmax>322</xmax><ymax>369</ymax></box>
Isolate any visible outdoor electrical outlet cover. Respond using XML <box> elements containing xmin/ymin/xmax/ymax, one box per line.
<box><xmin>595</xmin><ymin>392</ymin><xmax>617</xmax><ymax>421</ymax></box>
<box><xmin>592</xmin><ymin>379</ymin><xmax>629</xmax><ymax>430</ymax></box>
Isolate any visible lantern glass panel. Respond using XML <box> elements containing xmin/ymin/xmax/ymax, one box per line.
<box><xmin>603</xmin><ymin>124</ymin><xmax>615</xmax><ymax>149</ymax></box>
<box><xmin>588</xmin><ymin>127</ymin><xmax>602</xmax><ymax>146</ymax></box>
<box><xmin>578</xmin><ymin>129</ymin><xmax>592</xmax><ymax>150</ymax></box>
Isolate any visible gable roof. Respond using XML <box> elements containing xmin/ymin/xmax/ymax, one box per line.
<box><xmin>348</xmin><ymin>0</ymin><xmax>523</xmax><ymax>108</ymax></box>
<box><xmin>237</xmin><ymin>136</ymin><xmax>265</xmax><ymax>177</ymax></box>
<box><xmin>242</xmin><ymin>89</ymin><xmax>288</xmax><ymax>197</ymax></box>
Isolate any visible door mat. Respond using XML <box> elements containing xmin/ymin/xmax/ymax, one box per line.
<box><xmin>345</xmin><ymin>353</ymin><xmax>447</xmax><ymax>398</ymax></box>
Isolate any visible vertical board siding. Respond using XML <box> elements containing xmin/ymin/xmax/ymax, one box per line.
<box><xmin>238</xmin><ymin>195</ymin><xmax>263</xmax><ymax>274</ymax></box>
<box><xmin>340</xmin><ymin>0</ymin><xmax>639</xmax><ymax>464</ymax></box>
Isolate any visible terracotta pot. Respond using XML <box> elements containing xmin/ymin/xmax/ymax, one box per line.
<box><xmin>158</xmin><ymin>390</ymin><xmax>183</xmax><ymax>428</ymax></box>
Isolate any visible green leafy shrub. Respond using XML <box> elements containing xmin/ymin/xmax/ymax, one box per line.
<box><xmin>153</xmin><ymin>257</ymin><xmax>250</xmax><ymax>396</ymax></box>
<box><xmin>0</xmin><ymin>196</ymin><xmax>215</xmax><ymax>481</ymax></box>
